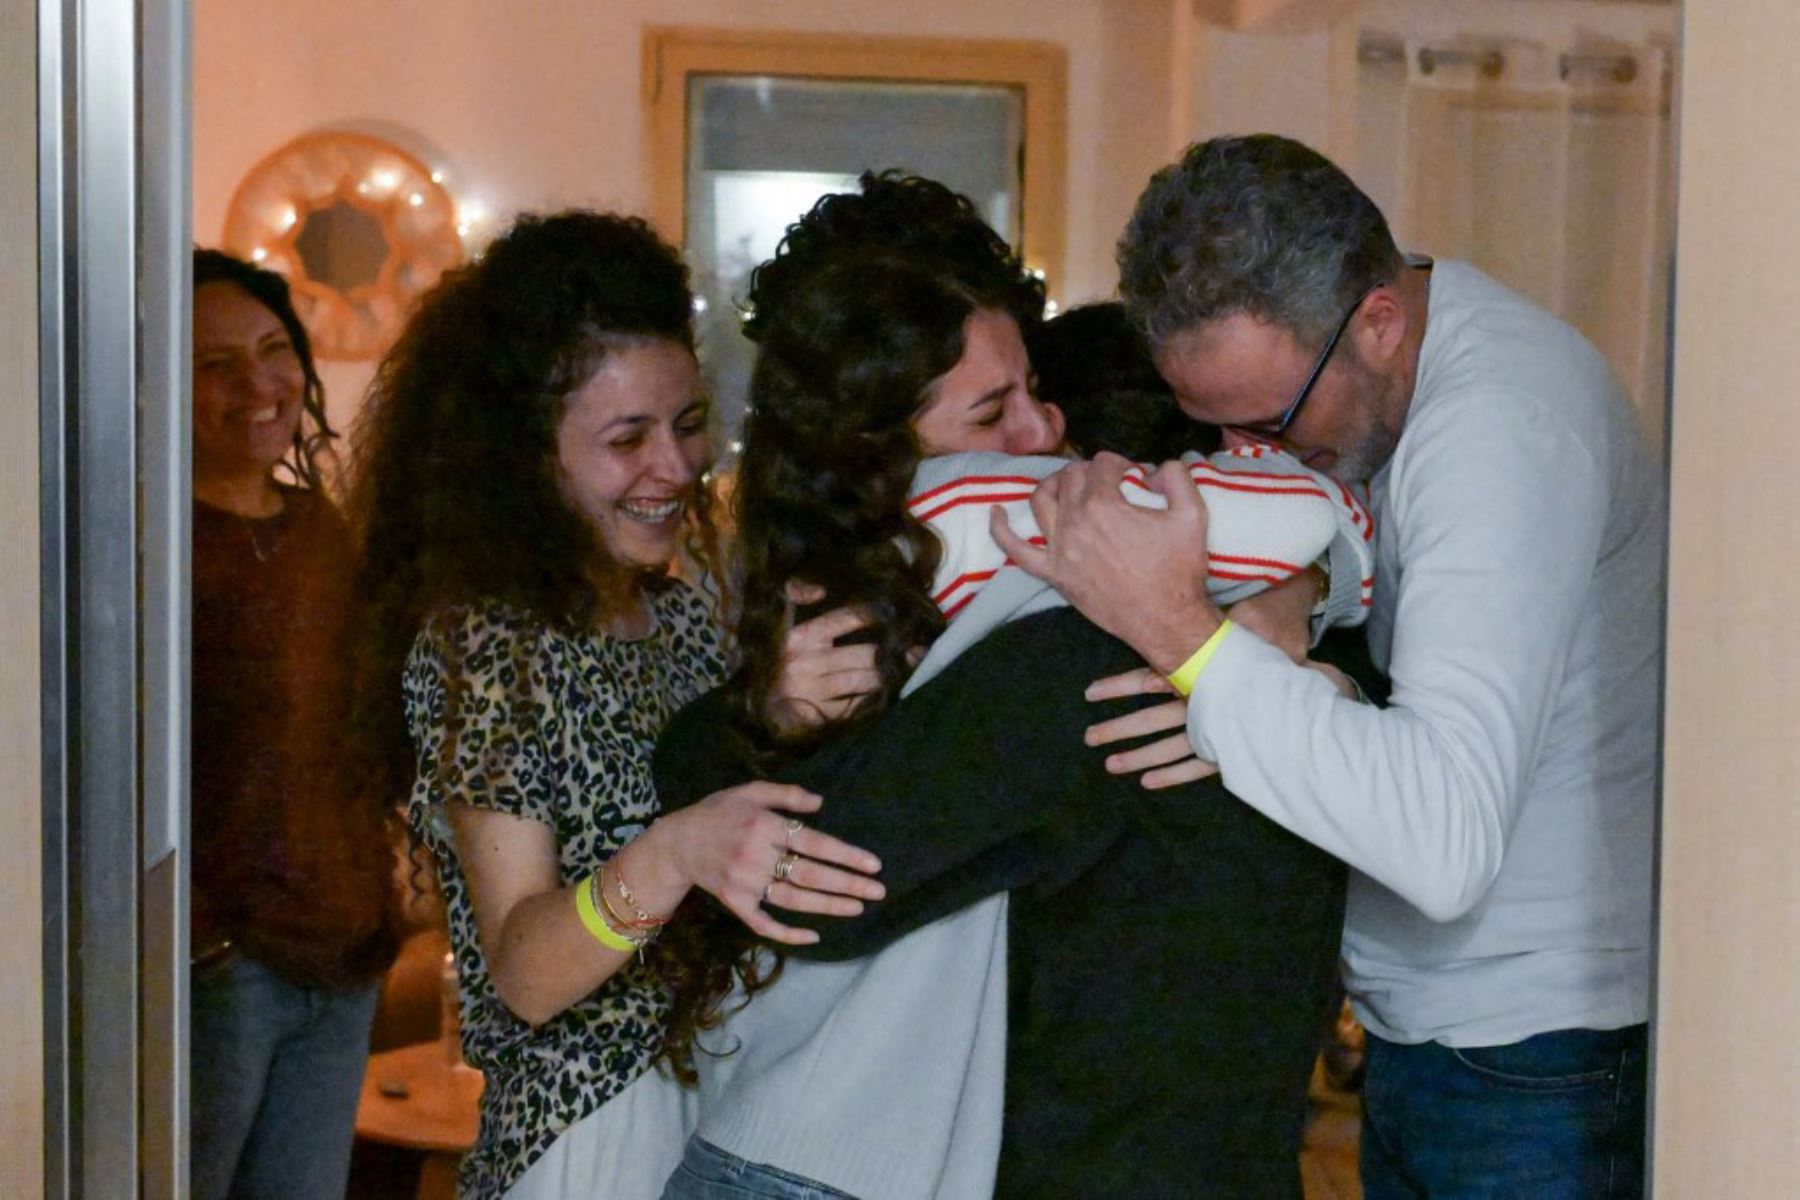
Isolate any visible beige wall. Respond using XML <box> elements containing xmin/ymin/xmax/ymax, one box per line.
<box><xmin>194</xmin><ymin>0</ymin><xmax>1193</xmax><ymax>425</ymax></box>
<box><xmin>1654</xmin><ymin>0</ymin><xmax>1800</xmax><ymax>1191</ymax></box>
<box><xmin>0</xmin><ymin>0</ymin><xmax>43</xmax><ymax>1194</ymax></box>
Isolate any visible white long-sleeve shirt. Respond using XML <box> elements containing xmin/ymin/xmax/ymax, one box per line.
<box><xmin>1184</xmin><ymin>261</ymin><xmax>1664</xmax><ymax>1046</ymax></box>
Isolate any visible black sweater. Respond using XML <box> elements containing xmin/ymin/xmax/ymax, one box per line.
<box><xmin>656</xmin><ymin>609</ymin><xmax>1349</xmax><ymax>1198</ymax></box>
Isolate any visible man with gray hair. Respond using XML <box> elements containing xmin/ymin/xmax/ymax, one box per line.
<box><xmin>994</xmin><ymin>134</ymin><xmax>1662</xmax><ymax>1196</ymax></box>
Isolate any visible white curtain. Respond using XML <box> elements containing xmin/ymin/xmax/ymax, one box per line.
<box><xmin>1356</xmin><ymin>38</ymin><xmax>1675</xmax><ymax>449</ymax></box>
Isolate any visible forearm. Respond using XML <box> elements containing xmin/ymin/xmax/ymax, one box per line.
<box><xmin>1186</xmin><ymin>631</ymin><xmax>1510</xmax><ymax>921</ymax></box>
<box><xmin>657</xmin><ymin>612</ymin><xmax>1137</xmax><ymax>953</ymax></box>
<box><xmin>483</xmin><ymin>821</ymin><xmax>693</xmax><ymax>1026</ymax></box>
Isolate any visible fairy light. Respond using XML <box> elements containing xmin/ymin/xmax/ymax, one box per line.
<box><xmin>250</xmin><ymin>246</ymin><xmax>267</xmax><ymax>262</ymax></box>
<box><xmin>692</xmin><ymin>295</ymin><xmax>709</xmax><ymax>315</ymax></box>
<box><xmin>276</xmin><ymin>205</ymin><xmax>298</xmax><ymax>232</ymax></box>
<box><xmin>429</xmin><ymin>170</ymin><xmax>445</xmax><ymax>184</ymax></box>
<box><xmin>1044</xmin><ymin>299</ymin><xmax>1061</xmax><ymax>318</ymax></box>
<box><xmin>408</xmin><ymin>192</ymin><xmax>424</xmax><ymax>208</ymax></box>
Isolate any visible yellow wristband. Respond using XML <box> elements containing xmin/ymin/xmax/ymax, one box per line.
<box><xmin>1166</xmin><ymin>620</ymin><xmax>1235</xmax><ymax>697</ymax></box>
<box><xmin>575</xmin><ymin>872</ymin><xmax>639</xmax><ymax>953</ymax></box>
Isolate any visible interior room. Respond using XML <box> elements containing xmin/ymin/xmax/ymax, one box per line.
<box><xmin>7</xmin><ymin>0</ymin><xmax>1800</xmax><ymax>1196</ymax></box>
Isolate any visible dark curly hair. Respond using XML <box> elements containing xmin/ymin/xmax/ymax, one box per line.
<box><xmin>659</xmin><ymin>257</ymin><xmax>979</xmax><ymax>1040</ymax></box>
<box><xmin>1030</xmin><ymin>301</ymin><xmax>1220</xmax><ymax>462</ymax></box>
<box><xmin>340</xmin><ymin>209</ymin><xmax>741</xmax><ymax>1082</ymax></box>
<box><xmin>193</xmin><ymin>247</ymin><xmax>337</xmax><ymax>490</ymax></box>
<box><xmin>730</xmin><ymin>256</ymin><xmax>972</xmax><ymax>745</ymax></box>
<box><xmin>1117</xmin><ymin>134</ymin><xmax>1403</xmax><ymax>349</ymax></box>
<box><xmin>743</xmin><ymin>170</ymin><xmax>1044</xmax><ymax>345</ymax></box>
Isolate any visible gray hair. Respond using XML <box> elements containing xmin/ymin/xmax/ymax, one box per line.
<box><xmin>1117</xmin><ymin>135</ymin><xmax>1403</xmax><ymax>349</ymax></box>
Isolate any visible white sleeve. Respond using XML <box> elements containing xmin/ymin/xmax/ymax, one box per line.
<box><xmin>1183</xmin><ymin>394</ymin><xmax>1610</xmax><ymax>922</ymax></box>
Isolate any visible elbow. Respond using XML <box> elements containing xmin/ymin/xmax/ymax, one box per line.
<box><xmin>1406</xmin><ymin>828</ymin><xmax>1506</xmax><ymax>924</ymax></box>
<box><xmin>491</xmin><ymin>970</ymin><xmax>559</xmax><ymax>1029</ymax></box>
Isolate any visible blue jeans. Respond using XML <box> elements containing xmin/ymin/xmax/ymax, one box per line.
<box><xmin>1361</xmin><ymin>1024</ymin><xmax>1648</xmax><ymax>1199</ymax></box>
<box><xmin>190</xmin><ymin>953</ymin><xmax>379</xmax><ymax>1200</ymax></box>
<box><xmin>663</xmin><ymin>1137</ymin><xmax>859</xmax><ymax>1200</ymax></box>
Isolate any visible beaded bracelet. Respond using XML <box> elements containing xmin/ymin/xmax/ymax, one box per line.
<box><xmin>610</xmin><ymin>861</ymin><xmax>669</xmax><ymax>928</ymax></box>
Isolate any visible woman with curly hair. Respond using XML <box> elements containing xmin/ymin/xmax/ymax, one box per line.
<box><xmin>343</xmin><ymin>211</ymin><xmax>882</xmax><ymax>1199</ymax></box>
<box><xmin>189</xmin><ymin>249</ymin><xmax>401</xmax><ymax>1200</ymax></box>
<box><xmin>654</xmin><ymin>252</ymin><xmax>1357</xmax><ymax>1198</ymax></box>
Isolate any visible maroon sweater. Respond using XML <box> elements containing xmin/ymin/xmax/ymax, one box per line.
<box><xmin>192</xmin><ymin>487</ymin><xmax>398</xmax><ymax>990</ymax></box>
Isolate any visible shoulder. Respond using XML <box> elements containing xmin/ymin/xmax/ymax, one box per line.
<box><xmin>1413</xmin><ymin>262</ymin><xmax>1628</xmax><ymax>454</ymax></box>
<box><xmin>410</xmin><ymin>601</ymin><xmax>555</xmax><ymax>683</ymax></box>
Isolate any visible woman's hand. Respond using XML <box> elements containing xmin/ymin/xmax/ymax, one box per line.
<box><xmin>652</xmin><ymin>782</ymin><xmax>886</xmax><ymax>945</ymax></box>
<box><xmin>764</xmin><ymin>582</ymin><xmax>882</xmax><ymax>736</ymax></box>
<box><xmin>1083</xmin><ymin>667</ymin><xmax>1219</xmax><ymax>789</ymax></box>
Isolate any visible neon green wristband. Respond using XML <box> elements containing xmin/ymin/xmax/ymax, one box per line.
<box><xmin>575</xmin><ymin>872</ymin><xmax>639</xmax><ymax>953</ymax></box>
<box><xmin>1166</xmin><ymin>620</ymin><xmax>1234</xmax><ymax>697</ymax></box>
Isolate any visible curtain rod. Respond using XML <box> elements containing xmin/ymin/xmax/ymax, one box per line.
<box><xmin>1356</xmin><ymin>38</ymin><xmax>1641</xmax><ymax>85</ymax></box>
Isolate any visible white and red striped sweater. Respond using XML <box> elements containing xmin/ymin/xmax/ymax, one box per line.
<box><xmin>909</xmin><ymin>446</ymin><xmax>1374</xmax><ymax>633</ymax></box>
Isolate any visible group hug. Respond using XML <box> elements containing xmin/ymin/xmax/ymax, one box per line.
<box><xmin>189</xmin><ymin>134</ymin><xmax>1662</xmax><ymax>1199</ymax></box>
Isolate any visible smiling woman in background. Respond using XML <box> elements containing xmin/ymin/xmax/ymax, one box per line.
<box><xmin>188</xmin><ymin>248</ymin><xmax>402</xmax><ymax>1200</ymax></box>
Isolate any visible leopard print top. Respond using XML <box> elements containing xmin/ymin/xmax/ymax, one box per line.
<box><xmin>402</xmin><ymin>577</ymin><xmax>729</xmax><ymax>1198</ymax></box>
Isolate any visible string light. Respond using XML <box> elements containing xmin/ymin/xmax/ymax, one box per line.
<box><xmin>250</xmin><ymin>246</ymin><xmax>267</xmax><ymax>262</ymax></box>
<box><xmin>692</xmin><ymin>295</ymin><xmax>709</xmax><ymax>315</ymax></box>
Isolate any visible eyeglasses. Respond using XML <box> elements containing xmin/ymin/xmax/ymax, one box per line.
<box><xmin>1223</xmin><ymin>281</ymin><xmax>1384</xmax><ymax>440</ymax></box>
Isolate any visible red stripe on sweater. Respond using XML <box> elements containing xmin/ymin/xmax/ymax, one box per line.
<box><xmin>1209</xmin><ymin>552</ymin><xmax>1304</xmax><ymax>573</ymax></box>
<box><xmin>908</xmin><ymin>474</ymin><xmax>1045</xmax><ymax>509</ymax></box>
<box><xmin>911</xmin><ymin>490</ymin><xmax>1036</xmax><ymax>525</ymax></box>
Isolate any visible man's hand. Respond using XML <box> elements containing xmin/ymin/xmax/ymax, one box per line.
<box><xmin>990</xmin><ymin>453</ymin><xmax>1224</xmax><ymax>674</ymax></box>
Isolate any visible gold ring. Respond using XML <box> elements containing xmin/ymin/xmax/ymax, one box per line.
<box><xmin>772</xmin><ymin>851</ymin><xmax>799</xmax><ymax>884</ymax></box>
<box><xmin>784</xmin><ymin>817</ymin><xmax>804</xmax><ymax>848</ymax></box>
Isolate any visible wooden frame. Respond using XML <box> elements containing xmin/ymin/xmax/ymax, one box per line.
<box><xmin>642</xmin><ymin>26</ymin><xmax>1067</xmax><ymax>299</ymax></box>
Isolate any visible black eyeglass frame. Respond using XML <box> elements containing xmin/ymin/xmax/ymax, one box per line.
<box><xmin>1222</xmin><ymin>280</ymin><xmax>1384</xmax><ymax>441</ymax></box>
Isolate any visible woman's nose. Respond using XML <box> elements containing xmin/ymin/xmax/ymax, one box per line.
<box><xmin>648</xmin><ymin>428</ymin><xmax>700</xmax><ymax>485</ymax></box>
<box><xmin>1002</xmin><ymin>398</ymin><xmax>1063</xmax><ymax>456</ymax></box>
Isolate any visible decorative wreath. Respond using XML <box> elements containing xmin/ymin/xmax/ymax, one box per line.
<box><xmin>222</xmin><ymin>130</ymin><xmax>463</xmax><ymax>361</ymax></box>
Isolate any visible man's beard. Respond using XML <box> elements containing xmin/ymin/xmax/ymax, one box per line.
<box><xmin>1323</xmin><ymin>354</ymin><xmax>1403</xmax><ymax>485</ymax></box>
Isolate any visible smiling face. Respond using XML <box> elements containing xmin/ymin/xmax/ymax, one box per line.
<box><xmin>1153</xmin><ymin>310</ymin><xmax>1404</xmax><ymax>484</ymax></box>
<box><xmin>192</xmin><ymin>281</ymin><xmax>307</xmax><ymax>483</ymax></box>
<box><xmin>555</xmin><ymin>338</ymin><xmax>711</xmax><ymax>583</ymax></box>
<box><xmin>913</xmin><ymin>307</ymin><xmax>1066</xmax><ymax>456</ymax></box>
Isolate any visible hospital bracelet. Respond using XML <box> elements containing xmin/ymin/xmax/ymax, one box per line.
<box><xmin>1166</xmin><ymin>620</ymin><xmax>1235</xmax><ymax>697</ymax></box>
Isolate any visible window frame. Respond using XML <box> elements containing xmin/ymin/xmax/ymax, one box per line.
<box><xmin>641</xmin><ymin>25</ymin><xmax>1067</xmax><ymax>297</ymax></box>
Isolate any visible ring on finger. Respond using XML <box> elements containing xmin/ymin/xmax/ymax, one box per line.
<box><xmin>772</xmin><ymin>850</ymin><xmax>799</xmax><ymax>885</ymax></box>
<box><xmin>783</xmin><ymin>817</ymin><xmax>804</xmax><ymax>848</ymax></box>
